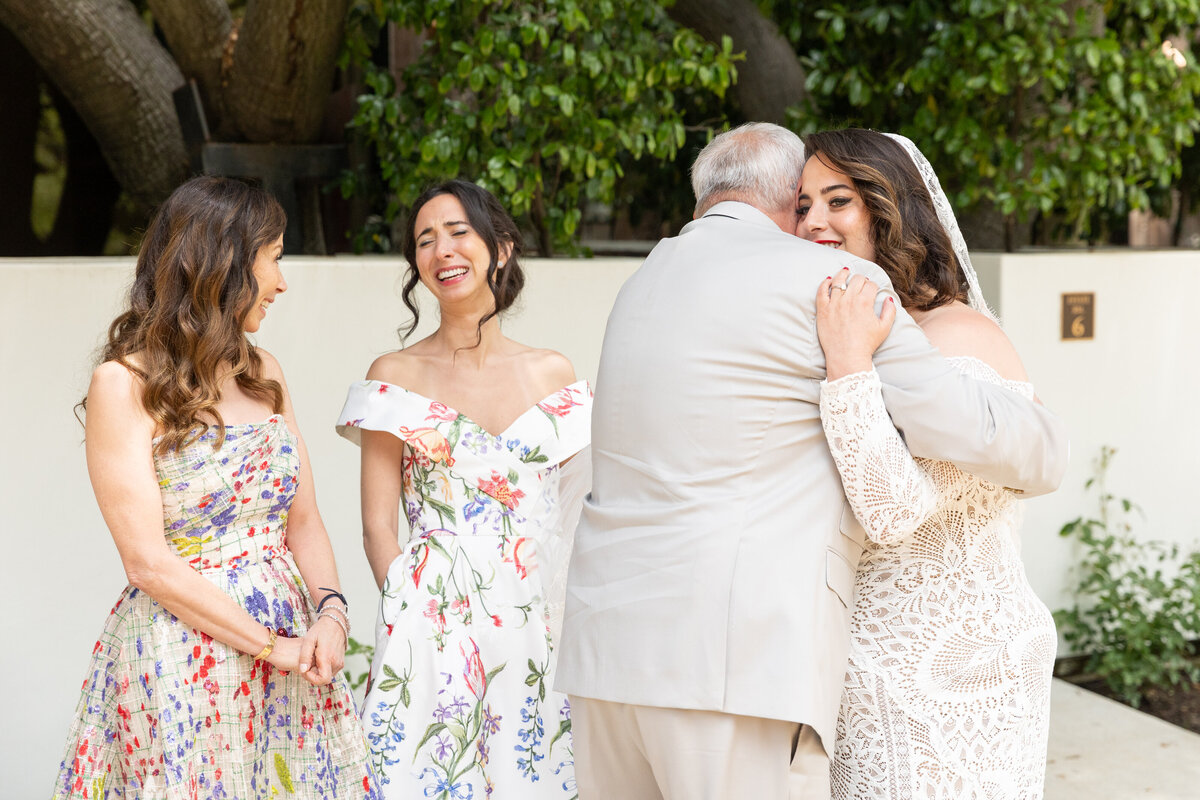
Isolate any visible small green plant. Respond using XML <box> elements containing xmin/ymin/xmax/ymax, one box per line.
<box><xmin>1055</xmin><ymin>446</ymin><xmax>1200</xmax><ymax>707</ymax></box>
<box><xmin>343</xmin><ymin>636</ymin><xmax>376</xmax><ymax>700</ymax></box>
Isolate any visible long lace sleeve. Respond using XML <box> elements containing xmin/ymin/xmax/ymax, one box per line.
<box><xmin>821</xmin><ymin>369</ymin><xmax>939</xmax><ymax>545</ymax></box>
<box><xmin>543</xmin><ymin>447</ymin><xmax>592</xmax><ymax>653</ymax></box>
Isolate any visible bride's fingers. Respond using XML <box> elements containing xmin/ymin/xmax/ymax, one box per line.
<box><xmin>879</xmin><ymin>295</ymin><xmax>897</xmax><ymax>326</ymax></box>
<box><xmin>818</xmin><ymin>275</ymin><xmax>834</xmax><ymax>306</ymax></box>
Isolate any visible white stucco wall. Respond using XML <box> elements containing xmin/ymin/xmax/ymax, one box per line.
<box><xmin>3</xmin><ymin>250</ymin><xmax>1196</xmax><ymax>795</ymax></box>
<box><xmin>975</xmin><ymin>250</ymin><xmax>1200</xmax><ymax>616</ymax></box>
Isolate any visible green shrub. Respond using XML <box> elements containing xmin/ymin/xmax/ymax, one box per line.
<box><xmin>1055</xmin><ymin>446</ymin><xmax>1200</xmax><ymax>706</ymax></box>
<box><xmin>767</xmin><ymin>0</ymin><xmax>1200</xmax><ymax>244</ymax></box>
<box><xmin>341</xmin><ymin>0</ymin><xmax>738</xmax><ymax>255</ymax></box>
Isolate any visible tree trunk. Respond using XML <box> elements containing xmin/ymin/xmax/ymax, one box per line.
<box><xmin>45</xmin><ymin>86</ymin><xmax>121</xmax><ymax>255</ymax></box>
<box><xmin>225</xmin><ymin>0</ymin><xmax>351</xmax><ymax>143</ymax></box>
<box><xmin>146</xmin><ymin>0</ymin><xmax>235</xmax><ymax>137</ymax></box>
<box><xmin>666</xmin><ymin>0</ymin><xmax>807</xmax><ymax>124</ymax></box>
<box><xmin>0</xmin><ymin>0</ymin><xmax>187</xmax><ymax>210</ymax></box>
<box><xmin>0</xmin><ymin>24</ymin><xmax>42</xmax><ymax>255</ymax></box>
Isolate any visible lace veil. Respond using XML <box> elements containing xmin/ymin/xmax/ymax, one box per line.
<box><xmin>882</xmin><ymin>133</ymin><xmax>999</xmax><ymax>323</ymax></box>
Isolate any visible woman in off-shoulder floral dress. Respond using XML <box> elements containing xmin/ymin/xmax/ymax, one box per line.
<box><xmin>338</xmin><ymin>180</ymin><xmax>590</xmax><ymax>800</ymax></box>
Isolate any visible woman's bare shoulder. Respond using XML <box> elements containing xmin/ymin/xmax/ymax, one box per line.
<box><xmin>514</xmin><ymin>346</ymin><xmax>577</xmax><ymax>391</ymax></box>
<box><xmin>253</xmin><ymin>347</ymin><xmax>285</xmax><ymax>382</ymax></box>
<box><xmin>365</xmin><ymin>347</ymin><xmax>427</xmax><ymax>387</ymax></box>
<box><xmin>919</xmin><ymin>303</ymin><xmax>1029</xmax><ymax>383</ymax></box>
<box><xmin>86</xmin><ymin>359</ymin><xmax>155</xmax><ymax>432</ymax></box>
<box><xmin>90</xmin><ymin>357</ymin><xmax>143</xmax><ymax>400</ymax></box>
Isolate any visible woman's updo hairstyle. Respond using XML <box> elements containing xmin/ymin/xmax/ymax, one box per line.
<box><xmin>399</xmin><ymin>180</ymin><xmax>525</xmax><ymax>344</ymax></box>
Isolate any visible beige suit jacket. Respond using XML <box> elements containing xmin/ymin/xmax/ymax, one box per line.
<box><xmin>556</xmin><ymin>202</ymin><xmax>1069</xmax><ymax>755</ymax></box>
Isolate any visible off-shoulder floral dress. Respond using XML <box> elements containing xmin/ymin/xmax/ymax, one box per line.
<box><xmin>821</xmin><ymin>359</ymin><xmax>1056</xmax><ymax>800</ymax></box>
<box><xmin>336</xmin><ymin>381</ymin><xmax>592</xmax><ymax>800</ymax></box>
<box><xmin>53</xmin><ymin>416</ymin><xmax>380</xmax><ymax>800</ymax></box>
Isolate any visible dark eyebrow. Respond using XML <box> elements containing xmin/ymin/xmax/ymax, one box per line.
<box><xmin>416</xmin><ymin>220</ymin><xmax>470</xmax><ymax>239</ymax></box>
<box><xmin>798</xmin><ymin>184</ymin><xmax>854</xmax><ymax>202</ymax></box>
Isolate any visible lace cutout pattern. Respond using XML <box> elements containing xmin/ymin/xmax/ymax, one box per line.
<box><xmin>822</xmin><ymin>358</ymin><xmax>1055</xmax><ymax>800</ymax></box>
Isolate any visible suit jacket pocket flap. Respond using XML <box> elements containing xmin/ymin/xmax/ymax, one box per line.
<box><xmin>839</xmin><ymin>504</ymin><xmax>866</xmax><ymax>560</ymax></box>
<box><xmin>826</xmin><ymin>548</ymin><xmax>854</xmax><ymax>608</ymax></box>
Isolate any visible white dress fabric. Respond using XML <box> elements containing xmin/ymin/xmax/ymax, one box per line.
<box><xmin>336</xmin><ymin>380</ymin><xmax>591</xmax><ymax>799</ymax></box>
<box><xmin>821</xmin><ymin>358</ymin><xmax>1056</xmax><ymax>800</ymax></box>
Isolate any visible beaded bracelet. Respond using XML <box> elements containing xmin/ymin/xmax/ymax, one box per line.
<box><xmin>254</xmin><ymin>626</ymin><xmax>277</xmax><ymax>661</ymax></box>
<box><xmin>319</xmin><ymin>603</ymin><xmax>349</xmax><ymax>625</ymax></box>
<box><xmin>318</xmin><ymin>609</ymin><xmax>350</xmax><ymax>642</ymax></box>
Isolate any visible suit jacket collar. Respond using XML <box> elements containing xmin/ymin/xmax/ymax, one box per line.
<box><xmin>696</xmin><ymin>200</ymin><xmax>781</xmax><ymax>232</ymax></box>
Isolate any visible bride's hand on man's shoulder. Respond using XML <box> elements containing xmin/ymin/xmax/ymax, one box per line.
<box><xmin>816</xmin><ymin>267</ymin><xmax>896</xmax><ymax>380</ymax></box>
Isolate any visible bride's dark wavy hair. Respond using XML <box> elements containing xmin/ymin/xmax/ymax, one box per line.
<box><xmin>802</xmin><ymin>128</ymin><xmax>967</xmax><ymax>312</ymax></box>
<box><xmin>399</xmin><ymin>180</ymin><xmax>525</xmax><ymax>345</ymax></box>
<box><xmin>81</xmin><ymin>176</ymin><xmax>286</xmax><ymax>455</ymax></box>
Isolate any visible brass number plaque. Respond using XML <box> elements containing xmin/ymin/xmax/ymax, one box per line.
<box><xmin>1061</xmin><ymin>292</ymin><xmax>1094</xmax><ymax>340</ymax></box>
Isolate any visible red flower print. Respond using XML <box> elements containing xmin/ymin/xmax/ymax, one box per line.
<box><xmin>426</xmin><ymin>401</ymin><xmax>459</xmax><ymax>422</ymax></box>
<box><xmin>537</xmin><ymin>388</ymin><xmax>581</xmax><ymax>418</ymax></box>
<box><xmin>423</xmin><ymin>598</ymin><xmax>447</xmax><ymax>632</ymax></box>
<box><xmin>503</xmin><ymin>537</ymin><xmax>531</xmax><ymax>579</ymax></box>
<box><xmin>412</xmin><ymin>545</ymin><xmax>430</xmax><ymax>588</ymax></box>
<box><xmin>397</xmin><ymin>426</ymin><xmax>455</xmax><ymax>465</ymax></box>
<box><xmin>461</xmin><ymin>638</ymin><xmax>487</xmax><ymax>699</ymax></box>
<box><xmin>477</xmin><ymin>471</ymin><xmax>525</xmax><ymax>509</ymax></box>
<box><xmin>378</xmin><ymin>384</ymin><xmax>389</xmax><ymax>394</ymax></box>
<box><xmin>491</xmin><ymin>614</ymin><xmax>503</xmax><ymax>627</ymax></box>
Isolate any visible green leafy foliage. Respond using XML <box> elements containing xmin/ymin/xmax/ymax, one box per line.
<box><xmin>1055</xmin><ymin>447</ymin><xmax>1200</xmax><ymax>707</ymax></box>
<box><xmin>343</xmin><ymin>635</ymin><xmax>375</xmax><ymax>697</ymax></box>
<box><xmin>764</xmin><ymin>0</ymin><xmax>1200</xmax><ymax>244</ymax></box>
<box><xmin>342</xmin><ymin>0</ymin><xmax>738</xmax><ymax>254</ymax></box>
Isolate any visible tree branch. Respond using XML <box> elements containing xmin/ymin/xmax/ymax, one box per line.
<box><xmin>0</xmin><ymin>0</ymin><xmax>187</xmax><ymax>209</ymax></box>
<box><xmin>226</xmin><ymin>0</ymin><xmax>351</xmax><ymax>143</ymax></box>
<box><xmin>666</xmin><ymin>0</ymin><xmax>806</xmax><ymax>124</ymax></box>
<box><xmin>146</xmin><ymin>0</ymin><xmax>234</xmax><ymax>135</ymax></box>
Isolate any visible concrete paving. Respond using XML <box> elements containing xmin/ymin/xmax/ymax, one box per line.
<box><xmin>1046</xmin><ymin>678</ymin><xmax>1200</xmax><ymax>799</ymax></box>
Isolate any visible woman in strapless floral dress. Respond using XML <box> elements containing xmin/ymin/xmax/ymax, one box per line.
<box><xmin>53</xmin><ymin>177</ymin><xmax>380</xmax><ymax>800</ymax></box>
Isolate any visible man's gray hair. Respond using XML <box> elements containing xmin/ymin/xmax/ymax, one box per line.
<box><xmin>690</xmin><ymin>122</ymin><xmax>806</xmax><ymax>217</ymax></box>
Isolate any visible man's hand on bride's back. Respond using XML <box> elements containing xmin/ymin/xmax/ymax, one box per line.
<box><xmin>817</xmin><ymin>266</ymin><xmax>896</xmax><ymax>380</ymax></box>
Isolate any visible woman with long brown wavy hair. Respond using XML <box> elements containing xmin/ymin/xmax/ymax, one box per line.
<box><xmin>796</xmin><ymin>130</ymin><xmax>1056</xmax><ymax>800</ymax></box>
<box><xmin>52</xmin><ymin>176</ymin><xmax>380</xmax><ymax>799</ymax></box>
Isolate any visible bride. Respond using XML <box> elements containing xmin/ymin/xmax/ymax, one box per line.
<box><xmin>796</xmin><ymin>129</ymin><xmax>1058</xmax><ymax>800</ymax></box>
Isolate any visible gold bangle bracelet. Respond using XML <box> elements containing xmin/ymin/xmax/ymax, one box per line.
<box><xmin>254</xmin><ymin>626</ymin><xmax>277</xmax><ymax>661</ymax></box>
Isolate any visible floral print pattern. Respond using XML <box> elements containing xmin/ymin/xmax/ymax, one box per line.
<box><xmin>337</xmin><ymin>381</ymin><xmax>591</xmax><ymax>799</ymax></box>
<box><xmin>53</xmin><ymin>416</ymin><xmax>380</xmax><ymax>800</ymax></box>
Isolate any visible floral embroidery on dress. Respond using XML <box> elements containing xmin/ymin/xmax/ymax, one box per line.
<box><xmin>53</xmin><ymin>416</ymin><xmax>381</xmax><ymax>799</ymax></box>
<box><xmin>337</xmin><ymin>381</ymin><xmax>591</xmax><ymax>799</ymax></box>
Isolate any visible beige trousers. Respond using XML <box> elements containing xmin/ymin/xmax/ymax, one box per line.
<box><xmin>570</xmin><ymin>696</ymin><xmax>830</xmax><ymax>800</ymax></box>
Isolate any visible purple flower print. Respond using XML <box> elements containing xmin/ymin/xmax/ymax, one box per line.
<box><xmin>433</xmin><ymin>733</ymin><xmax>454</xmax><ymax>761</ymax></box>
<box><xmin>245</xmin><ymin>587</ymin><xmax>270</xmax><ymax>620</ymax></box>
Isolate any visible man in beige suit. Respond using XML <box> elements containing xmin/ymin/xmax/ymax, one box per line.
<box><xmin>555</xmin><ymin>123</ymin><xmax>1069</xmax><ymax>799</ymax></box>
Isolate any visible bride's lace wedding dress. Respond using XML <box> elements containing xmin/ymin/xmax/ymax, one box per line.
<box><xmin>821</xmin><ymin>358</ymin><xmax>1056</xmax><ymax>800</ymax></box>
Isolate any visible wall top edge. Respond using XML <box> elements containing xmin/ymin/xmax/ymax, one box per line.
<box><xmin>3</xmin><ymin>249</ymin><xmax>1196</xmax><ymax>270</ymax></box>
<box><xmin>0</xmin><ymin>255</ymin><xmax>650</xmax><ymax>270</ymax></box>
